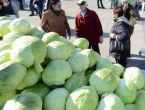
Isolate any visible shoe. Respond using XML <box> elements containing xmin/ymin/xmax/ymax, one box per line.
<box><xmin>98</xmin><ymin>6</ymin><xmax>101</xmax><ymax>9</ymax></box>
<box><xmin>21</xmin><ymin>8</ymin><xmax>25</xmax><ymax>10</ymax></box>
<box><xmin>102</xmin><ymin>7</ymin><xmax>106</xmax><ymax>9</ymax></box>
<box><xmin>29</xmin><ymin>13</ymin><xmax>34</xmax><ymax>16</ymax></box>
<box><xmin>110</xmin><ymin>6</ymin><xmax>113</xmax><ymax>9</ymax></box>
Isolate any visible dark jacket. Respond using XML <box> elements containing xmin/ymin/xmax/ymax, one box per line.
<box><xmin>109</xmin><ymin>16</ymin><xmax>131</xmax><ymax>60</ymax></box>
<box><xmin>33</xmin><ymin>0</ymin><xmax>45</xmax><ymax>11</ymax></box>
<box><xmin>0</xmin><ymin>7</ymin><xmax>10</xmax><ymax>16</ymax></box>
<box><xmin>75</xmin><ymin>8</ymin><xmax>103</xmax><ymax>47</ymax></box>
<box><xmin>118</xmin><ymin>3</ymin><xmax>138</xmax><ymax>34</ymax></box>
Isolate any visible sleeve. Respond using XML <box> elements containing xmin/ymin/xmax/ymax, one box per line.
<box><xmin>63</xmin><ymin>11</ymin><xmax>71</xmax><ymax>36</ymax></box>
<box><xmin>40</xmin><ymin>13</ymin><xmax>48</xmax><ymax>32</ymax></box>
<box><xmin>75</xmin><ymin>16</ymin><xmax>80</xmax><ymax>37</ymax></box>
<box><xmin>130</xmin><ymin>5</ymin><xmax>138</xmax><ymax>18</ymax></box>
<box><xmin>11</xmin><ymin>2</ymin><xmax>19</xmax><ymax>18</ymax></box>
<box><xmin>116</xmin><ymin>24</ymin><xmax>130</xmax><ymax>41</ymax></box>
<box><xmin>93</xmin><ymin>12</ymin><xmax>103</xmax><ymax>37</ymax></box>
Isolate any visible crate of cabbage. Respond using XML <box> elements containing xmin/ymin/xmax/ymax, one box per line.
<box><xmin>0</xmin><ymin>17</ymin><xmax>145</xmax><ymax>110</ymax></box>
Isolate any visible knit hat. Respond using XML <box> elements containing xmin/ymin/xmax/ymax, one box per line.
<box><xmin>77</xmin><ymin>0</ymin><xmax>88</xmax><ymax>6</ymax></box>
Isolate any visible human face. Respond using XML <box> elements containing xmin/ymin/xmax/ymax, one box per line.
<box><xmin>52</xmin><ymin>2</ymin><xmax>61</xmax><ymax>11</ymax></box>
<box><xmin>112</xmin><ymin>11</ymin><xmax>118</xmax><ymax>18</ymax></box>
<box><xmin>121</xmin><ymin>0</ymin><xmax>128</xmax><ymax>6</ymax></box>
<box><xmin>77</xmin><ymin>5</ymin><xmax>86</xmax><ymax>12</ymax></box>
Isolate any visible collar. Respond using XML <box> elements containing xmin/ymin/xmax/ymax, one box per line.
<box><xmin>78</xmin><ymin>8</ymin><xmax>90</xmax><ymax>18</ymax></box>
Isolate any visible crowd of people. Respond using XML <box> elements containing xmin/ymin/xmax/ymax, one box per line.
<box><xmin>0</xmin><ymin>0</ymin><xmax>144</xmax><ymax>67</ymax></box>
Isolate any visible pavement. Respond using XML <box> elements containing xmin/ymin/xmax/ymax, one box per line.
<box><xmin>13</xmin><ymin>0</ymin><xmax>145</xmax><ymax>69</ymax></box>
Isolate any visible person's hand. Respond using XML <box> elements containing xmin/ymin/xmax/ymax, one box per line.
<box><xmin>130</xmin><ymin>10</ymin><xmax>134</xmax><ymax>15</ymax></box>
<box><xmin>123</xmin><ymin>3</ymin><xmax>128</xmax><ymax>11</ymax></box>
<box><xmin>68</xmin><ymin>36</ymin><xmax>71</xmax><ymax>40</ymax></box>
<box><xmin>99</xmin><ymin>36</ymin><xmax>104</xmax><ymax>44</ymax></box>
<box><xmin>139</xmin><ymin>51</ymin><xmax>142</xmax><ymax>56</ymax></box>
<box><xmin>110</xmin><ymin>33</ymin><xmax>116</xmax><ymax>39</ymax></box>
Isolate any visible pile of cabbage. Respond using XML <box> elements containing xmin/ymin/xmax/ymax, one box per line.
<box><xmin>0</xmin><ymin>17</ymin><xmax>145</xmax><ymax>110</ymax></box>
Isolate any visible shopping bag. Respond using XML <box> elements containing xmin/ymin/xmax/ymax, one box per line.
<box><xmin>129</xmin><ymin>14</ymin><xmax>136</xmax><ymax>26</ymax></box>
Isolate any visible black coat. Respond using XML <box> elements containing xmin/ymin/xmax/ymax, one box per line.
<box><xmin>109</xmin><ymin>16</ymin><xmax>131</xmax><ymax>60</ymax></box>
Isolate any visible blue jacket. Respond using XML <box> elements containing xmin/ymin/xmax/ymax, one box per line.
<box><xmin>33</xmin><ymin>0</ymin><xmax>45</xmax><ymax>11</ymax></box>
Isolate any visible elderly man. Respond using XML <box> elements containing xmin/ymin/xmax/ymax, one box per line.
<box><xmin>118</xmin><ymin>0</ymin><xmax>138</xmax><ymax>57</ymax></box>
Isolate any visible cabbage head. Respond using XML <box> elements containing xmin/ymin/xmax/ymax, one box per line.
<box><xmin>96</xmin><ymin>93</ymin><xmax>125</xmax><ymax>110</ymax></box>
<box><xmin>96</xmin><ymin>58</ymin><xmax>113</xmax><ymax>71</ymax></box>
<box><xmin>74</xmin><ymin>48</ymin><xmax>82</xmax><ymax>53</ymax></box>
<box><xmin>0</xmin><ymin>17</ymin><xmax>11</xmax><ymax>21</ymax></box>
<box><xmin>9</xmin><ymin>18</ymin><xmax>31</xmax><ymax>34</ymax></box>
<box><xmin>0</xmin><ymin>50</ymin><xmax>11</xmax><ymax>65</ymax></box>
<box><xmin>46</xmin><ymin>41</ymin><xmax>70</xmax><ymax>60</ymax></box>
<box><xmin>124</xmin><ymin>104</ymin><xmax>140</xmax><ymax>110</ymax></box>
<box><xmin>2</xmin><ymin>92</ymin><xmax>42</xmax><ymax>110</ymax></box>
<box><xmin>0</xmin><ymin>20</ymin><xmax>11</xmax><ymax>37</ymax></box>
<box><xmin>0</xmin><ymin>41</ymin><xmax>12</xmax><ymax>51</ymax></box>
<box><xmin>67</xmin><ymin>53</ymin><xmax>89</xmax><ymax>73</ymax></box>
<box><xmin>0</xmin><ymin>61</ymin><xmax>26</xmax><ymax>93</ymax></box>
<box><xmin>64</xmin><ymin>73</ymin><xmax>88</xmax><ymax>93</ymax></box>
<box><xmin>32</xmin><ymin>31</ymin><xmax>46</xmax><ymax>39</ymax></box>
<box><xmin>21</xmin><ymin>83</ymin><xmax>50</xmax><ymax>100</ymax></box>
<box><xmin>42</xmin><ymin>60</ymin><xmax>72</xmax><ymax>86</ymax></box>
<box><xmin>73</xmin><ymin>38</ymin><xmax>89</xmax><ymax>50</ymax></box>
<box><xmin>44</xmin><ymin>88</ymin><xmax>69</xmax><ymax>110</ymax></box>
<box><xmin>89</xmin><ymin>68</ymin><xmax>118</xmax><ymax>95</ymax></box>
<box><xmin>81</xmin><ymin>49</ymin><xmax>97</xmax><ymax>68</ymax></box>
<box><xmin>11</xmin><ymin>36</ymin><xmax>47</xmax><ymax>74</ymax></box>
<box><xmin>28</xmin><ymin>25</ymin><xmax>39</xmax><ymax>35</ymax></box>
<box><xmin>3</xmin><ymin>32</ymin><xmax>24</xmax><ymax>43</ymax></box>
<box><xmin>123</xmin><ymin>67</ymin><xmax>144</xmax><ymax>89</ymax></box>
<box><xmin>113</xmin><ymin>64</ymin><xmax>124</xmax><ymax>77</ymax></box>
<box><xmin>66</xmin><ymin>86</ymin><xmax>98</xmax><ymax>110</ymax></box>
<box><xmin>114</xmin><ymin>79</ymin><xmax>137</xmax><ymax>104</ymax></box>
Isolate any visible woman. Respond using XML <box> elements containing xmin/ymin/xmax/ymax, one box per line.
<box><xmin>109</xmin><ymin>6</ymin><xmax>130</xmax><ymax>67</ymax></box>
<box><xmin>0</xmin><ymin>1</ymin><xmax>10</xmax><ymax>17</ymax></box>
<box><xmin>3</xmin><ymin>0</ymin><xmax>19</xmax><ymax>18</ymax></box>
<box><xmin>40</xmin><ymin>0</ymin><xmax>71</xmax><ymax>39</ymax></box>
<box><xmin>75</xmin><ymin>0</ymin><xmax>103</xmax><ymax>54</ymax></box>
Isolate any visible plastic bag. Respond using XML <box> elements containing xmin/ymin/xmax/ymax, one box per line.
<box><xmin>129</xmin><ymin>14</ymin><xmax>136</xmax><ymax>26</ymax></box>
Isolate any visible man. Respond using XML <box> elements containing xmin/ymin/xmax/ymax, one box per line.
<box><xmin>118</xmin><ymin>0</ymin><xmax>138</xmax><ymax>57</ymax></box>
<box><xmin>17</xmin><ymin>0</ymin><xmax>24</xmax><ymax>10</ymax></box>
<box><xmin>29</xmin><ymin>0</ymin><xmax>38</xmax><ymax>16</ymax></box>
<box><xmin>97</xmin><ymin>0</ymin><xmax>105</xmax><ymax>9</ymax></box>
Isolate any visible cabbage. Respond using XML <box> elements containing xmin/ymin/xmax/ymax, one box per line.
<box><xmin>3</xmin><ymin>32</ymin><xmax>24</xmax><ymax>43</ymax></box>
<box><xmin>123</xmin><ymin>67</ymin><xmax>144</xmax><ymax>89</ymax></box>
<box><xmin>81</xmin><ymin>49</ymin><xmax>97</xmax><ymax>68</ymax></box>
<box><xmin>114</xmin><ymin>79</ymin><xmax>137</xmax><ymax>104</ymax></box>
<box><xmin>124</xmin><ymin>104</ymin><xmax>140</xmax><ymax>110</ymax></box>
<box><xmin>0</xmin><ymin>20</ymin><xmax>11</xmax><ymax>37</ymax></box>
<box><xmin>74</xmin><ymin>48</ymin><xmax>82</xmax><ymax>53</ymax></box>
<box><xmin>67</xmin><ymin>53</ymin><xmax>89</xmax><ymax>73</ymax></box>
<box><xmin>9</xmin><ymin>18</ymin><xmax>31</xmax><ymax>34</ymax></box>
<box><xmin>2</xmin><ymin>92</ymin><xmax>42</xmax><ymax>110</ymax></box>
<box><xmin>134</xmin><ymin>90</ymin><xmax>145</xmax><ymax>110</ymax></box>
<box><xmin>32</xmin><ymin>31</ymin><xmax>46</xmax><ymax>39</ymax></box>
<box><xmin>46</xmin><ymin>41</ymin><xmax>70</xmax><ymax>60</ymax></box>
<box><xmin>0</xmin><ymin>61</ymin><xmax>26</xmax><ymax>93</ymax></box>
<box><xmin>17</xmin><ymin>67</ymin><xmax>41</xmax><ymax>90</ymax></box>
<box><xmin>66</xmin><ymin>86</ymin><xmax>98</xmax><ymax>110</ymax></box>
<box><xmin>64</xmin><ymin>73</ymin><xmax>88</xmax><ymax>93</ymax></box>
<box><xmin>95</xmin><ymin>52</ymin><xmax>101</xmax><ymax>61</ymax></box>
<box><xmin>28</xmin><ymin>25</ymin><xmax>39</xmax><ymax>35</ymax></box>
<box><xmin>42</xmin><ymin>32</ymin><xmax>61</xmax><ymax>45</ymax></box>
<box><xmin>42</xmin><ymin>60</ymin><xmax>72</xmax><ymax>86</ymax></box>
<box><xmin>21</xmin><ymin>83</ymin><xmax>50</xmax><ymax>100</ymax></box>
<box><xmin>0</xmin><ymin>17</ymin><xmax>11</xmax><ymax>21</ymax></box>
<box><xmin>0</xmin><ymin>41</ymin><xmax>12</xmax><ymax>51</ymax></box>
<box><xmin>0</xmin><ymin>90</ymin><xmax>16</xmax><ymax>109</ymax></box>
<box><xmin>113</xmin><ymin>64</ymin><xmax>124</xmax><ymax>77</ymax></box>
<box><xmin>85</xmin><ymin>69</ymin><xmax>95</xmax><ymax>81</ymax></box>
<box><xmin>44</xmin><ymin>88</ymin><xmax>69</xmax><ymax>110</ymax></box>
<box><xmin>96</xmin><ymin>58</ymin><xmax>113</xmax><ymax>71</ymax></box>
<box><xmin>61</xmin><ymin>37</ymin><xmax>75</xmax><ymax>54</ymax></box>
<box><xmin>11</xmin><ymin>36</ymin><xmax>47</xmax><ymax>74</ymax></box>
<box><xmin>96</xmin><ymin>93</ymin><xmax>125</xmax><ymax>110</ymax></box>
<box><xmin>73</xmin><ymin>38</ymin><xmax>89</xmax><ymax>50</ymax></box>
<box><xmin>0</xmin><ymin>50</ymin><xmax>11</xmax><ymax>65</ymax></box>
<box><xmin>89</xmin><ymin>68</ymin><xmax>118</xmax><ymax>95</ymax></box>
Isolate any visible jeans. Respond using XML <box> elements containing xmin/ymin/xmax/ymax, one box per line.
<box><xmin>63</xmin><ymin>34</ymin><xmax>67</xmax><ymax>39</ymax></box>
<box><xmin>29</xmin><ymin>0</ymin><xmax>38</xmax><ymax>14</ymax></box>
<box><xmin>111</xmin><ymin>0</ymin><xmax>115</xmax><ymax>6</ymax></box>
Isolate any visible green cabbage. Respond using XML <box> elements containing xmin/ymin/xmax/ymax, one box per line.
<box><xmin>67</xmin><ymin>53</ymin><xmax>89</xmax><ymax>73</ymax></box>
<box><xmin>89</xmin><ymin>68</ymin><xmax>118</xmax><ymax>95</ymax></box>
<box><xmin>123</xmin><ymin>67</ymin><xmax>144</xmax><ymax>89</ymax></box>
<box><xmin>74</xmin><ymin>48</ymin><xmax>82</xmax><ymax>53</ymax></box>
<box><xmin>0</xmin><ymin>20</ymin><xmax>11</xmax><ymax>37</ymax></box>
<box><xmin>9</xmin><ymin>18</ymin><xmax>31</xmax><ymax>34</ymax></box>
<box><xmin>32</xmin><ymin>31</ymin><xmax>46</xmax><ymax>39</ymax></box>
<box><xmin>0</xmin><ymin>50</ymin><xmax>11</xmax><ymax>65</ymax></box>
<box><xmin>0</xmin><ymin>17</ymin><xmax>11</xmax><ymax>21</ymax></box>
<box><xmin>113</xmin><ymin>64</ymin><xmax>124</xmax><ymax>77</ymax></box>
<box><xmin>96</xmin><ymin>93</ymin><xmax>125</xmax><ymax>110</ymax></box>
<box><xmin>66</xmin><ymin>86</ymin><xmax>98</xmax><ymax>110</ymax></box>
<box><xmin>0</xmin><ymin>61</ymin><xmax>26</xmax><ymax>93</ymax></box>
<box><xmin>114</xmin><ymin>79</ymin><xmax>137</xmax><ymax>104</ymax></box>
<box><xmin>44</xmin><ymin>88</ymin><xmax>69</xmax><ymax>110</ymax></box>
<box><xmin>95</xmin><ymin>52</ymin><xmax>101</xmax><ymax>61</ymax></box>
<box><xmin>46</xmin><ymin>41</ymin><xmax>70</xmax><ymax>60</ymax></box>
<box><xmin>28</xmin><ymin>25</ymin><xmax>39</xmax><ymax>35</ymax></box>
<box><xmin>42</xmin><ymin>60</ymin><xmax>72</xmax><ymax>86</ymax></box>
<box><xmin>64</xmin><ymin>73</ymin><xmax>88</xmax><ymax>93</ymax></box>
<box><xmin>73</xmin><ymin>38</ymin><xmax>89</xmax><ymax>50</ymax></box>
<box><xmin>124</xmin><ymin>104</ymin><xmax>140</xmax><ymax>110</ymax></box>
<box><xmin>0</xmin><ymin>41</ymin><xmax>12</xmax><ymax>51</ymax></box>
